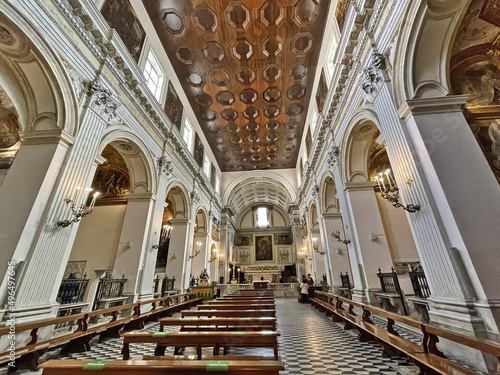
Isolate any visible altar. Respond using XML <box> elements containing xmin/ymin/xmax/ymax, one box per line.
<box><xmin>252</xmin><ymin>280</ymin><xmax>270</xmax><ymax>290</ymax></box>
<box><xmin>242</xmin><ymin>265</ymin><xmax>284</xmax><ymax>284</ymax></box>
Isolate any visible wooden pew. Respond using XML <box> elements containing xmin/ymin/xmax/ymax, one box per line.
<box><xmin>312</xmin><ymin>290</ymin><xmax>500</xmax><ymax>375</ymax></box>
<box><xmin>182</xmin><ymin>309</ymin><xmax>276</xmax><ymax>318</ymax></box>
<box><xmin>217</xmin><ymin>297</ymin><xmax>275</xmax><ymax>302</ymax></box>
<box><xmin>121</xmin><ymin>331</ymin><xmax>280</xmax><ymax>360</ymax></box>
<box><xmin>198</xmin><ymin>304</ymin><xmax>276</xmax><ymax>310</ymax></box>
<box><xmin>0</xmin><ymin>292</ymin><xmax>203</xmax><ymax>372</ymax></box>
<box><xmin>209</xmin><ymin>299</ymin><xmax>275</xmax><ymax>304</ymax></box>
<box><xmin>159</xmin><ymin>317</ymin><xmax>277</xmax><ymax>332</ymax></box>
<box><xmin>40</xmin><ymin>359</ymin><xmax>285</xmax><ymax>375</ymax></box>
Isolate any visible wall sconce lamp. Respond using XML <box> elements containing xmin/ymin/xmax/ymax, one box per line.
<box><xmin>152</xmin><ymin>224</ymin><xmax>172</xmax><ymax>249</ymax></box>
<box><xmin>374</xmin><ymin>169</ymin><xmax>420</xmax><ymax>213</ymax></box>
<box><xmin>57</xmin><ymin>186</ymin><xmax>99</xmax><ymax>227</ymax></box>
<box><xmin>209</xmin><ymin>248</ymin><xmax>219</xmax><ymax>263</ymax></box>
<box><xmin>299</xmin><ymin>247</ymin><xmax>312</xmax><ymax>261</ymax></box>
<box><xmin>189</xmin><ymin>241</ymin><xmax>202</xmax><ymax>260</ymax></box>
<box><xmin>312</xmin><ymin>237</ymin><xmax>325</xmax><ymax>255</ymax></box>
<box><xmin>332</xmin><ymin>230</ymin><xmax>351</xmax><ymax>245</ymax></box>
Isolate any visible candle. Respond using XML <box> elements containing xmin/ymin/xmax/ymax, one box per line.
<box><xmin>385</xmin><ymin>170</ymin><xmax>393</xmax><ymax>189</ymax></box>
<box><xmin>75</xmin><ymin>186</ymin><xmax>81</xmax><ymax>206</ymax></box>
<box><xmin>386</xmin><ymin>169</ymin><xmax>396</xmax><ymax>187</ymax></box>
<box><xmin>374</xmin><ymin>176</ymin><xmax>382</xmax><ymax>190</ymax></box>
<box><xmin>379</xmin><ymin>173</ymin><xmax>386</xmax><ymax>191</ymax></box>
<box><xmin>90</xmin><ymin>192</ymin><xmax>99</xmax><ymax>209</ymax></box>
<box><xmin>84</xmin><ymin>188</ymin><xmax>92</xmax><ymax>207</ymax></box>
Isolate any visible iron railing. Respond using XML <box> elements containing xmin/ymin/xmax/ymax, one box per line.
<box><xmin>377</xmin><ymin>267</ymin><xmax>407</xmax><ymax>315</ymax></box>
<box><xmin>57</xmin><ymin>275</ymin><xmax>90</xmax><ymax>305</ymax></box>
<box><xmin>340</xmin><ymin>271</ymin><xmax>351</xmax><ymax>289</ymax></box>
<box><xmin>161</xmin><ymin>275</ymin><xmax>175</xmax><ymax>295</ymax></box>
<box><xmin>409</xmin><ymin>264</ymin><xmax>431</xmax><ymax>299</ymax></box>
<box><xmin>93</xmin><ymin>272</ymin><xmax>126</xmax><ymax>310</ymax></box>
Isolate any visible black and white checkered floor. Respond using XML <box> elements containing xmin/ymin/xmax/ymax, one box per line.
<box><xmin>6</xmin><ymin>298</ymin><xmax>423</xmax><ymax>374</ymax></box>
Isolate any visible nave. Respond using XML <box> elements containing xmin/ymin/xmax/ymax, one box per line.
<box><xmin>13</xmin><ymin>298</ymin><xmax>421</xmax><ymax>375</ymax></box>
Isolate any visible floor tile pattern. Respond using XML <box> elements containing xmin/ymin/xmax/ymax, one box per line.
<box><xmin>5</xmin><ymin>299</ymin><xmax>425</xmax><ymax>374</ymax></box>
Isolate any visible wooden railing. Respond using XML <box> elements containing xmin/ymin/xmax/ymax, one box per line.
<box><xmin>0</xmin><ymin>291</ymin><xmax>205</xmax><ymax>372</ymax></box>
<box><xmin>311</xmin><ymin>291</ymin><xmax>500</xmax><ymax>375</ymax></box>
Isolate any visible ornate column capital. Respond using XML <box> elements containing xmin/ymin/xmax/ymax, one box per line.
<box><xmin>156</xmin><ymin>156</ymin><xmax>174</xmax><ymax>178</ymax></box>
<box><xmin>190</xmin><ymin>189</ymin><xmax>201</xmax><ymax>205</ymax></box>
<box><xmin>326</xmin><ymin>145</ymin><xmax>339</xmax><ymax>168</ymax></box>
<box><xmin>90</xmin><ymin>81</ymin><xmax>120</xmax><ymax>116</ymax></box>
<box><xmin>360</xmin><ymin>52</ymin><xmax>388</xmax><ymax>102</ymax></box>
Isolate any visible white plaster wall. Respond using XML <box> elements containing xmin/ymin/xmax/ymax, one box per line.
<box><xmin>221</xmin><ymin>169</ymin><xmax>298</xmax><ymax>198</ymax></box>
<box><xmin>375</xmin><ymin>193</ymin><xmax>420</xmax><ymax>263</ymax></box>
<box><xmin>69</xmin><ymin>205</ymin><xmax>126</xmax><ymax>275</ymax></box>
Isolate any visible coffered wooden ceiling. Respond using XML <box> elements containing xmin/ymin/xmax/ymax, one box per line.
<box><xmin>143</xmin><ymin>0</ymin><xmax>330</xmax><ymax>171</ymax></box>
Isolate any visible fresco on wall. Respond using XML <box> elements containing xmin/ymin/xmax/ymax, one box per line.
<box><xmin>255</xmin><ymin>235</ymin><xmax>273</xmax><ymax>261</ymax></box>
<box><xmin>315</xmin><ymin>69</ymin><xmax>328</xmax><ymax>113</ymax></box>
<box><xmin>101</xmin><ymin>0</ymin><xmax>145</xmax><ymax>62</ymax></box>
<box><xmin>236</xmin><ymin>235</ymin><xmax>252</xmax><ymax>247</ymax></box>
<box><xmin>194</xmin><ymin>132</ymin><xmax>204</xmax><ymax>167</ymax></box>
<box><xmin>275</xmin><ymin>234</ymin><xmax>293</xmax><ymax>245</ymax></box>
<box><xmin>336</xmin><ymin>0</ymin><xmax>350</xmax><ymax>32</ymax></box>
<box><xmin>450</xmin><ymin>0</ymin><xmax>500</xmax><ymax>183</ymax></box>
<box><xmin>165</xmin><ymin>81</ymin><xmax>183</xmax><ymax>131</ymax></box>
<box><xmin>91</xmin><ymin>145</ymin><xmax>130</xmax><ymax>204</ymax></box>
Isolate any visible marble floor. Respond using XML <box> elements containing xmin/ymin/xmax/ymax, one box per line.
<box><xmin>2</xmin><ymin>298</ymin><xmax>421</xmax><ymax>374</ymax></box>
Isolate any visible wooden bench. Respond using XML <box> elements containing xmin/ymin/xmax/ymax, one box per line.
<box><xmin>40</xmin><ymin>359</ymin><xmax>285</xmax><ymax>375</ymax></box>
<box><xmin>0</xmin><ymin>292</ymin><xmax>203</xmax><ymax>372</ymax></box>
<box><xmin>182</xmin><ymin>310</ymin><xmax>276</xmax><ymax>318</ymax></box>
<box><xmin>198</xmin><ymin>304</ymin><xmax>276</xmax><ymax>310</ymax></box>
<box><xmin>209</xmin><ymin>299</ymin><xmax>275</xmax><ymax>304</ymax></box>
<box><xmin>121</xmin><ymin>331</ymin><xmax>280</xmax><ymax>360</ymax></box>
<box><xmin>159</xmin><ymin>317</ymin><xmax>277</xmax><ymax>332</ymax></box>
<box><xmin>217</xmin><ymin>297</ymin><xmax>275</xmax><ymax>302</ymax></box>
<box><xmin>312</xmin><ymin>290</ymin><xmax>500</xmax><ymax>374</ymax></box>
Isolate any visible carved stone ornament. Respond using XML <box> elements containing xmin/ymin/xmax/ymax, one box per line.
<box><xmin>326</xmin><ymin>146</ymin><xmax>339</xmax><ymax>168</ymax></box>
<box><xmin>90</xmin><ymin>81</ymin><xmax>120</xmax><ymax>116</ymax></box>
<box><xmin>312</xmin><ymin>184</ymin><xmax>320</xmax><ymax>200</ymax></box>
<box><xmin>360</xmin><ymin>52</ymin><xmax>387</xmax><ymax>100</ymax></box>
<box><xmin>191</xmin><ymin>190</ymin><xmax>201</xmax><ymax>205</ymax></box>
<box><xmin>156</xmin><ymin>156</ymin><xmax>174</xmax><ymax>177</ymax></box>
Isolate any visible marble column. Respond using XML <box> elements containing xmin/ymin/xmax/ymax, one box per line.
<box><xmin>0</xmin><ymin>86</ymin><xmax>119</xmax><ymax>324</ymax></box>
<box><xmin>360</xmin><ymin>53</ymin><xmax>498</xmax><ymax>372</ymax></box>
<box><xmin>112</xmin><ymin>192</ymin><xmax>155</xmax><ymax>302</ymax></box>
<box><xmin>399</xmin><ymin>96</ymin><xmax>500</xmax><ymax>338</ymax></box>
<box><xmin>344</xmin><ymin>182</ymin><xmax>393</xmax><ymax>302</ymax></box>
<box><xmin>289</xmin><ymin>207</ymin><xmax>305</xmax><ymax>282</ymax></box>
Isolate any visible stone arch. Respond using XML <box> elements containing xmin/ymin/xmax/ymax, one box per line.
<box><xmin>98</xmin><ymin>130</ymin><xmax>157</xmax><ymax>195</ymax></box>
<box><xmin>0</xmin><ymin>5</ymin><xmax>78</xmax><ymax>135</ymax></box>
<box><xmin>392</xmin><ymin>0</ymin><xmax>469</xmax><ymax>106</ymax></box>
<box><xmin>308</xmin><ymin>200</ymin><xmax>319</xmax><ymax>231</ymax></box>
<box><xmin>165</xmin><ymin>182</ymin><xmax>191</xmax><ymax>220</ymax></box>
<box><xmin>319</xmin><ymin>171</ymin><xmax>339</xmax><ymax>214</ymax></box>
<box><xmin>195</xmin><ymin>207</ymin><xmax>208</xmax><ymax>233</ymax></box>
<box><xmin>340</xmin><ymin>106</ymin><xmax>382</xmax><ymax>185</ymax></box>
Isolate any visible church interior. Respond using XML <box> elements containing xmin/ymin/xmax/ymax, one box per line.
<box><xmin>0</xmin><ymin>0</ymin><xmax>500</xmax><ymax>374</ymax></box>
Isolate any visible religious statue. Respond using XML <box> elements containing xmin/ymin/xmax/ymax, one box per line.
<box><xmin>199</xmin><ymin>268</ymin><xmax>209</xmax><ymax>286</ymax></box>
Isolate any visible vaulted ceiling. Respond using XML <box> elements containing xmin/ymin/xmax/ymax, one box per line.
<box><xmin>143</xmin><ymin>0</ymin><xmax>330</xmax><ymax>171</ymax></box>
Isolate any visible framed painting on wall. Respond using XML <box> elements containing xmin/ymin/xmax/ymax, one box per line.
<box><xmin>255</xmin><ymin>235</ymin><xmax>273</xmax><ymax>261</ymax></box>
<box><xmin>194</xmin><ymin>132</ymin><xmax>204</xmax><ymax>167</ymax></box>
<box><xmin>164</xmin><ymin>81</ymin><xmax>183</xmax><ymax>131</ymax></box>
<box><xmin>100</xmin><ymin>0</ymin><xmax>146</xmax><ymax>62</ymax></box>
